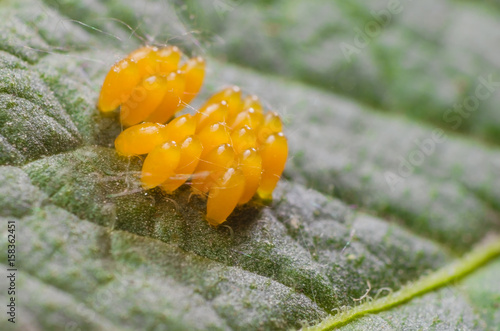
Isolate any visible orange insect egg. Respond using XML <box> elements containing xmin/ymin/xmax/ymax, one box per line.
<box><xmin>194</xmin><ymin>103</ymin><xmax>228</xmax><ymax>133</ymax></box>
<box><xmin>191</xmin><ymin>144</ymin><xmax>235</xmax><ymax>194</ymax></box>
<box><xmin>141</xmin><ymin>141</ymin><xmax>181</xmax><ymax>190</ymax></box>
<box><xmin>229</xmin><ymin>108</ymin><xmax>264</xmax><ymax>131</ymax></box>
<box><xmin>257</xmin><ymin>111</ymin><xmax>283</xmax><ymax>144</ymax></box>
<box><xmin>145</xmin><ymin>71</ymin><xmax>186</xmax><ymax>124</ymax></box>
<box><xmin>230</xmin><ymin>125</ymin><xmax>257</xmax><ymax>155</ymax></box>
<box><xmin>120</xmin><ymin>75</ymin><xmax>169</xmax><ymax>127</ymax></box>
<box><xmin>179</xmin><ymin>56</ymin><xmax>206</xmax><ymax>108</ymax></box>
<box><xmin>257</xmin><ymin>132</ymin><xmax>288</xmax><ymax>200</ymax></box>
<box><xmin>205</xmin><ymin>86</ymin><xmax>243</xmax><ymax>119</ymax></box>
<box><xmin>237</xmin><ymin>148</ymin><xmax>262</xmax><ymax>204</ymax></box>
<box><xmin>160</xmin><ymin>136</ymin><xmax>203</xmax><ymax>193</ymax></box>
<box><xmin>163</xmin><ymin>113</ymin><xmax>196</xmax><ymax>143</ymax></box>
<box><xmin>114</xmin><ymin>122</ymin><xmax>168</xmax><ymax>156</ymax></box>
<box><xmin>98</xmin><ymin>58</ymin><xmax>141</xmax><ymax>112</ymax></box>
<box><xmin>105</xmin><ymin>75</ymin><xmax>290</xmax><ymax>225</ymax></box>
<box><xmin>156</xmin><ymin>46</ymin><xmax>182</xmax><ymax>76</ymax></box>
<box><xmin>242</xmin><ymin>94</ymin><xmax>263</xmax><ymax>113</ymax></box>
<box><xmin>99</xmin><ymin>46</ymin><xmax>205</xmax><ymax>127</ymax></box>
<box><xmin>206</xmin><ymin>167</ymin><xmax>245</xmax><ymax>226</ymax></box>
<box><xmin>197</xmin><ymin>122</ymin><xmax>231</xmax><ymax>158</ymax></box>
<box><xmin>127</xmin><ymin>45</ymin><xmax>160</xmax><ymax>78</ymax></box>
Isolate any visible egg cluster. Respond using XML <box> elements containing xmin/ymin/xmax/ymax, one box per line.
<box><xmin>98</xmin><ymin>46</ymin><xmax>205</xmax><ymax>126</ymax></box>
<box><xmin>98</xmin><ymin>47</ymin><xmax>287</xmax><ymax>226</ymax></box>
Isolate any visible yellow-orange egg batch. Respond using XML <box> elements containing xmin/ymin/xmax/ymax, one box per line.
<box><xmin>98</xmin><ymin>46</ymin><xmax>288</xmax><ymax>226</ymax></box>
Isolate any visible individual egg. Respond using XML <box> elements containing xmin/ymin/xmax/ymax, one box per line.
<box><xmin>98</xmin><ymin>58</ymin><xmax>141</xmax><ymax>112</ymax></box>
<box><xmin>191</xmin><ymin>144</ymin><xmax>235</xmax><ymax>194</ymax></box>
<box><xmin>141</xmin><ymin>141</ymin><xmax>181</xmax><ymax>190</ymax></box>
<box><xmin>256</xmin><ymin>111</ymin><xmax>283</xmax><ymax>144</ymax></box>
<box><xmin>160</xmin><ymin>136</ymin><xmax>203</xmax><ymax>193</ymax></box>
<box><xmin>163</xmin><ymin>113</ymin><xmax>196</xmax><ymax>143</ymax></box>
<box><xmin>205</xmin><ymin>86</ymin><xmax>243</xmax><ymax>119</ymax></box>
<box><xmin>229</xmin><ymin>108</ymin><xmax>264</xmax><ymax>131</ymax></box>
<box><xmin>194</xmin><ymin>103</ymin><xmax>228</xmax><ymax>133</ymax></box>
<box><xmin>145</xmin><ymin>71</ymin><xmax>186</xmax><ymax>124</ymax></box>
<box><xmin>206</xmin><ymin>167</ymin><xmax>245</xmax><ymax>226</ymax></box>
<box><xmin>230</xmin><ymin>125</ymin><xmax>257</xmax><ymax>155</ymax></box>
<box><xmin>127</xmin><ymin>45</ymin><xmax>160</xmax><ymax>78</ymax></box>
<box><xmin>120</xmin><ymin>75</ymin><xmax>169</xmax><ymax>127</ymax></box>
<box><xmin>237</xmin><ymin>148</ymin><xmax>262</xmax><ymax>204</ymax></box>
<box><xmin>156</xmin><ymin>46</ymin><xmax>182</xmax><ymax>75</ymax></box>
<box><xmin>257</xmin><ymin>132</ymin><xmax>288</xmax><ymax>200</ymax></box>
<box><xmin>197</xmin><ymin>122</ymin><xmax>231</xmax><ymax>158</ymax></box>
<box><xmin>114</xmin><ymin>122</ymin><xmax>168</xmax><ymax>156</ymax></box>
<box><xmin>179</xmin><ymin>56</ymin><xmax>205</xmax><ymax>108</ymax></box>
<box><xmin>242</xmin><ymin>94</ymin><xmax>263</xmax><ymax>113</ymax></box>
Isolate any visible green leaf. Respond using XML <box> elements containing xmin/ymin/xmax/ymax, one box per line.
<box><xmin>0</xmin><ymin>0</ymin><xmax>499</xmax><ymax>330</ymax></box>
